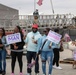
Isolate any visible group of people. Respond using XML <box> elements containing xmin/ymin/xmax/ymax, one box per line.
<box><xmin>0</xmin><ymin>26</ymin><xmax>25</xmax><ymax>75</ymax></box>
<box><xmin>0</xmin><ymin>24</ymin><xmax>63</xmax><ymax>75</ymax></box>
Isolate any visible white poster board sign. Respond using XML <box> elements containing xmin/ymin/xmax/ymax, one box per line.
<box><xmin>6</xmin><ymin>33</ymin><xmax>21</xmax><ymax>44</ymax></box>
<box><xmin>46</xmin><ymin>30</ymin><xmax>62</xmax><ymax>44</ymax></box>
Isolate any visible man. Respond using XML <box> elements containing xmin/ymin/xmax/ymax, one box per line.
<box><xmin>25</xmin><ymin>24</ymin><xmax>41</xmax><ymax>75</ymax></box>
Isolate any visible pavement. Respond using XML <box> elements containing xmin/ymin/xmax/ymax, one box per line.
<box><xmin>3</xmin><ymin>49</ymin><xmax>76</xmax><ymax>75</ymax></box>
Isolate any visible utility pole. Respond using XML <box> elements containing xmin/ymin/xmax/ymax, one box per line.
<box><xmin>50</xmin><ymin>0</ymin><xmax>54</xmax><ymax>14</ymax></box>
<box><xmin>34</xmin><ymin>0</ymin><xmax>36</xmax><ymax>11</ymax></box>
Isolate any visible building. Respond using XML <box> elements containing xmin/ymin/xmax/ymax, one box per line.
<box><xmin>0</xmin><ymin>3</ymin><xmax>19</xmax><ymax>31</ymax></box>
<box><xmin>0</xmin><ymin>3</ymin><xmax>75</xmax><ymax>33</ymax></box>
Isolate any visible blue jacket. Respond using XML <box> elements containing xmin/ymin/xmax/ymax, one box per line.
<box><xmin>0</xmin><ymin>36</ymin><xmax>8</xmax><ymax>50</ymax></box>
<box><xmin>37</xmin><ymin>35</ymin><xmax>56</xmax><ymax>52</ymax></box>
<box><xmin>24</xmin><ymin>31</ymin><xmax>41</xmax><ymax>52</ymax></box>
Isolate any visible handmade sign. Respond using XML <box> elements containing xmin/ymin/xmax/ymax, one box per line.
<box><xmin>6</xmin><ymin>33</ymin><xmax>21</xmax><ymax>44</ymax></box>
<box><xmin>46</xmin><ymin>30</ymin><xmax>62</xmax><ymax>44</ymax></box>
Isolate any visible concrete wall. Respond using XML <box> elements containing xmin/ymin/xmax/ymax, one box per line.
<box><xmin>0</xmin><ymin>4</ymin><xmax>19</xmax><ymax>20</ymax></box>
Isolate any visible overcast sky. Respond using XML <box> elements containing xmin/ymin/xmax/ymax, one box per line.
<box><xmin>0</xmin><ymin>0</ymin><xmax>76</xmax><ymax>15</ymax></box>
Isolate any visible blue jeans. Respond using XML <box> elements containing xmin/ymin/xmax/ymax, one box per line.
<box><xmin>41</xmin><ymin>51</ymin><xmax>53</xmax><ymax>75</ymax></box>
<box><xmin>0</xmin><ymin>50</ymin><xmax>6</xmax><ymax>72</ymax></box>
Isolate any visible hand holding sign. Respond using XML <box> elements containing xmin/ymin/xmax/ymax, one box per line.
<box><xmin>14</xmin><ymin>45</ymin><xmax>18</xmax><ymax>50</ymax></box>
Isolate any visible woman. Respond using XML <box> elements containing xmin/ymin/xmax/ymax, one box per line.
<box><xmin>53</xmin><ymin>28</ymin><xmax>62</xmax><ymax>70</ymax></box>
<box><xmin>38</xmin><ymin>28</ymin><xmax>54</xmax><ymax>75</ymax></box>
<box><xmin>10</xmin><ymin>26</ymin><xmax>25</xmax><ymax>75</ymax></box>
<box><xmin>0</xmin><ymin>28</ymin><xmax>7</xmax><ymax>75</ymax></box>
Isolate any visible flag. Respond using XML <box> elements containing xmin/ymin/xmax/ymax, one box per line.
<box><xmin>37</xmin><ymin>0</ymin><xmax>43</xmax><ymax>6</ymax></box>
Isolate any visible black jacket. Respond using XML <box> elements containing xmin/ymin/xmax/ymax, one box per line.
<box><xmin>10</xmin><ymin>33</ymin><xmax>25</xmax><ymax>50</ymax></box>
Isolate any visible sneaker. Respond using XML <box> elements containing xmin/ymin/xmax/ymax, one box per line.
<box><xmin>53</xmin><ymin>65</ymin><xmax>56</xmax><ymax>69</ymax></box>
<box><xmin>35</xmin><ymin>73</ymin><xmax>39</xmax><ymax>75</ymax></box>
<box><xmin>11</xmin><ymin>73</ymin><xmax>14</xmax><ymax>75</ymax></box>
<box><xmin>43</xmin><ymin>74</ymin><xmax>46</xmax><ymax>75</ymax></box>
<box><xmin>20</xmin><ymin>72</ymin><xmax>23</xmax><ymax>75</ymax></box>
<box><xmin>2</xmin><ymin>71</ymin><xmax>6</xmax><ymax>75</ymax></box>
<box><xmin>55</xmin><ymin>66</ymin><xmax>62</xmax><ymax>70</ymax></box>
<box><xmin>0</xmin><ymin>70</ymin><xmax>2</xmax><ymax>74</ymax></box>
<box><xmin>26</xmin><ymin>73</ymin><xmax>31</xmax><ymax>75</ymax></box>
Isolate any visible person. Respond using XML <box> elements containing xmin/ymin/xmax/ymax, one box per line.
<box><xmin>0</xmin><ymin>28</ymin><xmax>7</xmax><ymax>75</ymax></box>
<box><xmin>73</xmin><ymin>47</ymin><xmax>76</xmax><ymax>69</ymax></box>
<box><xmin>53</xmin><ymin>28</ymin><xmax>62</xmax><ymax>70</ymax></box>
<box><xmin>70</xmin><ymin>41</ymin><xmax>76</xmax><ymax>69</ymax></box>
<box><xmin>64</xmin><ymin>33</ymin><xmax>71</xmax><ymax>42</ymax></box>
<box><xmin>24</xmin><ymin>24</ymin><xmax>41</xmax><ymax>75</ymax></box>
<box><xmin>10</xmin><ymin>26</ymin><xmax>25</xmax><ymax>75</ymax></box>
<box><xmin>33</xmin><ymin>9</ymin><xmax>40</xmax><ymax>25</ymax></box>
<box><xmin>38</xmin><ymin>28</ymin><xmax>54</xmax><ymax>75</ymax></box>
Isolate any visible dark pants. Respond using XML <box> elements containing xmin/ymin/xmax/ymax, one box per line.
<box><xmin>53</xmin><ymin>48</ymin><xmax>60</xmax><ymax>67</ymax></box>
<box><xmin>26</xmin><ymin>51</ymin><xmax>39</xmax><ymax>73</ymax></box>
<box><xmin>11</xmin><ymin>51</ymin><xmax>23</xmax><ymax>73</ymax></box>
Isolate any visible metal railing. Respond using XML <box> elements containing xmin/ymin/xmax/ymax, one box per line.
<box><xmin>0</xmin><ymin>14</ymin><xmax>75</xmax><ymax>31</ymax></box>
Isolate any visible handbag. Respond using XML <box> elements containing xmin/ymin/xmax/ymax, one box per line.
<box><xmin>59</xmin><ymin>42</ymin><xmax>64</xmax><ymax>52</ymax></box>
<box><xmin>59</xmin><ymin>45</ymin><xmax>64</xmax><ymax>52</ymax></box>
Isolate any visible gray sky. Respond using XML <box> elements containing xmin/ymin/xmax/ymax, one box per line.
<box><xmin>0</xmin><ymin>0</ymin><xmax>76</xmax><ymax>15</ymax></box>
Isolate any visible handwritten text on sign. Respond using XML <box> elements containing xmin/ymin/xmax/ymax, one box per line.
<box><xmin>46</xmin><ymin>30</ymin><xmax>62</xmax><ymax>44</ymax></box>
<box><xmin>6</xmin><ymin>33</ymin><xmax>21</xmax><ymax>44</ymax></box>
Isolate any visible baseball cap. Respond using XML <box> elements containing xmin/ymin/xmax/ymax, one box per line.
<box><xmin>32</xmin><ymin>24</ymin><xmax>38</xmax><ymax>29</ymax></box>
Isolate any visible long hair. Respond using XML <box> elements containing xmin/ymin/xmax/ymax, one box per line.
<box><xmin>16</xmin><ymin>26</ymin><xmax>22</xmax><ymax>33</ymax></box>
<box><xmin>16</xmin><ymin>26</ymin><xmax>23</xmax><ymax>38</ymax></box>
<box><xmin>0</xmin><ymin>28</ymin><xmax>5</xmax><ymax>37</ymax></box>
